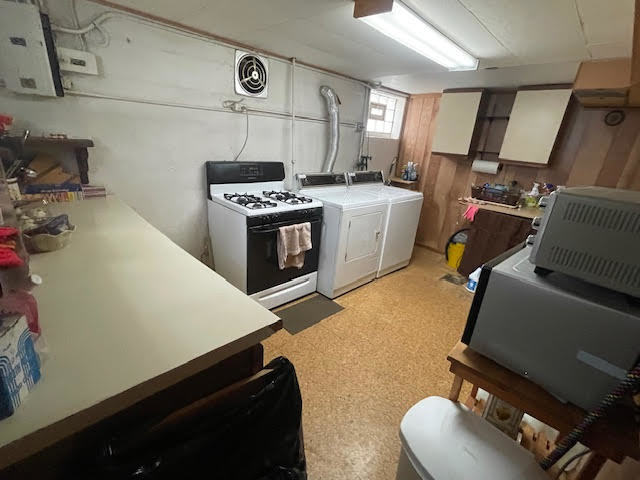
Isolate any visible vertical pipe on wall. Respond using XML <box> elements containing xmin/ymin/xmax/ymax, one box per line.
<box><xmin>291</xmin><ymin>57</ymin><xmax>296</xmax><ymax>190</ymax></box>
<box><xmin>358</xmin><ymin>86</ymin><xmax>371</xmax><ymax>171</ymax></box>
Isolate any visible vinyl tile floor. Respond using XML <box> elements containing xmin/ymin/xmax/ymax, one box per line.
<box><xmin>262</xmin><ymin>246</ymin><xmax>473</xmax><ymax>479</ymax></box>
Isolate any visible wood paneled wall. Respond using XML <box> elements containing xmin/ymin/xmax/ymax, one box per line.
<box><xmin>396</xmin><ymin>94</ymin><xmax>442</xmax><ymax>247</ymax></box>
<box><xmin>400</xmin><ymin>97</ymin><xmax>640</xmax><ymax>252</ymax></box>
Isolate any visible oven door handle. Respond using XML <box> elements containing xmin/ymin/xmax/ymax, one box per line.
<box><xmin>249</xmin><ymin>219</ymin><xmax>321</xmax><ymax>234</ymax></box>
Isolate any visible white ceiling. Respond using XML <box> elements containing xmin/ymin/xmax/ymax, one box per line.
<box><xmin>106</xmin><ymin>0</ymin><xmax>635</xmax><ymax>93</ymax></box>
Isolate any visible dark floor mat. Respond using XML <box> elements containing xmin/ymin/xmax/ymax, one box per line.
<box><xmin>440</xmin><ymin>273</ymin><xmax>467</xmax><ymax>285</ymax></box>
<box><xmin>277</xmin><ymin>294</ymin><xmax>344</xmax><ymax>335</ymax></box>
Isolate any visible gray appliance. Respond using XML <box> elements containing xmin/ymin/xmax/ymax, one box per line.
<box><xmin>529</xmin><ymin>186</ymin><xmax>640</xmax><ymax>298</ymax></box>
<box><xmin>463</xmin><ymin>244</ymin><xmax>640</xmax><ymax>411</ymax></box>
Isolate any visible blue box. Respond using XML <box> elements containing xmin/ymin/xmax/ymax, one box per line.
<box><xmin>0</xmin><ymin>315</ymin><xmax>41</xmax><ymax>420</ymax></box>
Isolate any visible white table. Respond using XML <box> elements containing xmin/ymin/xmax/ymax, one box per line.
<box><xmin>0</xmin><ymin>196</ymin><xmax>280</xmax><ymax>471</ymax></box>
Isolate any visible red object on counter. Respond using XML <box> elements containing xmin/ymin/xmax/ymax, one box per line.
<box><xmin>0</xmin><ymin>227</ymin><xmax>19</xmax><ymax>238</ymax></box>
<box><xmin>0</xmin><ymin>115</ymin><xmax>13</xmax><ymax>133</ymax></box>
<box><xmin>0</xmin><ymin>249</ymin><xmax>23</xmax><ymax>267</ymax></box>
<box><xmin>0</xmin><ymin>291</ymin><xmax>39</xmax><ymax>335</ymax></box>
<box><xmin>0</xmin><ymin>227</ymin><xmax>23</xmax><ymax>267</ymax></box>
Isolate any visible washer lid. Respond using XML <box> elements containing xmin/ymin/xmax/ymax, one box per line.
<box><xmin>353</xmin><ymin>184</ymin><xmax>423</xmax><ymax>201</ymax></box>
<box><xmin>400</xmin><ymin>397</ymin><xmax>547</xmax><ymax>480</ymax></box>
<box><xmin>304</xmin><ymin>189</ymin><xmax>385</xmax><ymax>209</ymax></box>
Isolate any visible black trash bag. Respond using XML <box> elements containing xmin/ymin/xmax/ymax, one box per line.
<box><xmin>86</xmin><ymin>357</ymin><xmax>305</xmax><ymax>480</ymax></box>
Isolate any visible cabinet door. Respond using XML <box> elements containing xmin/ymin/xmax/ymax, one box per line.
<box><xmin>432</xmin><ymin>91</ymin><xmax>483</xmax><ymax>155</ymax></box>
<box><xmin>345</xmin><ymin>211</ymin><xmax>383</xmax><ymax>262</ymax></box>
<box><xmin>499</xmin><ymin>89</ymin><xmax>572</xmax><ymax>165</ymax></box>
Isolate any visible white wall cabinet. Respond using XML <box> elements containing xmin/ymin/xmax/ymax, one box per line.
<box><xmin>499</xmin><ymin>89</ymin><xmax>572</xmax><ymax>165</ymax></box>
<box><xmin>431</xmin><ymin>91</ymin><xmax>483</xmax><ymax>156</ymax></box>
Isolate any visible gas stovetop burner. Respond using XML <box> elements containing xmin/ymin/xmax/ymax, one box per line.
<box><xmin>263</xmin><ymin>190</ymin><xmax>314</xmax><ymax>205</ymax></box>
<box><xmin>224</xmin><ymin>193</ymin><xmax>277</xmax><ymax>209</ymax></box>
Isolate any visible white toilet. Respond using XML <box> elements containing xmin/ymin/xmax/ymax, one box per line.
<box><xmin>397</xmin><ymin>397</ymin><xmax>549</xmax><ymax>480</ymax></box>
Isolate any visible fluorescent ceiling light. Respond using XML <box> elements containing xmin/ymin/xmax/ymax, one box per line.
<box><xmin>360</xmin><ymin>1</ymin><xmax>478</xmax><ymax>71</ymax></box>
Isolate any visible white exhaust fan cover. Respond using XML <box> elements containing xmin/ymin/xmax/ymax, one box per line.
<box><xmin>234</xmin><ymin>50</ymin><xmax>268</xmax><ymax>98</ymax></box>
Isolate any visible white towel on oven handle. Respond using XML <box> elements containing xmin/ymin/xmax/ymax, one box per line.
<box><xmin>277</xmin><ymin>222</ymin><xmax>312</xmax><ymax>270</ymax></box>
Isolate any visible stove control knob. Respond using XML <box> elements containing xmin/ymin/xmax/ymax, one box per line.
<box><xmin>538</xmin><ymin>196</ymin><xmax>549</xmax><ymax>208</ymax></box>
<box><xmin>531</xmin><ymin>216</ymin><xmax>542</xmax><ymax>229</ymax></box>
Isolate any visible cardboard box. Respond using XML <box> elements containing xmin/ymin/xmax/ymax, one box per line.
<box><xmin>573</xmin><ymin>58</ymin><xmax>639</xmax><ymax>107</ymax></box>
<box><xmin>0</xmin><ymin>315</ymin><xmax>41</xmax><ymax>420</ymax></box>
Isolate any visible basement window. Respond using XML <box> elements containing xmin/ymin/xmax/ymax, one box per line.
<box><xmin>369</xmin><ymin>102</ymin><xmax>387</xmax><ymax>121</ymax></box>
<box><xmin>367</xmin><ymin>90</ymin><xmax>405</xmax><ymax>139</ymax></box>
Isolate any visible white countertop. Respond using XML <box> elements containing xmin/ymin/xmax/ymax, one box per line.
<box><xmin>0</xmin><ymin>196</ymin><xmax>280</xmax><ymax>468</ymax></box>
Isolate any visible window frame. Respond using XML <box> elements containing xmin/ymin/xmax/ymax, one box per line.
<box><xmin>369</xmin><ymin>102</ymin><xmax>387</xmax><ymax>121</ymax></box>
<box><xmin>366</xmin><ymin>90</ymin><xmax>405</xmax><ymax>140</ymax></box>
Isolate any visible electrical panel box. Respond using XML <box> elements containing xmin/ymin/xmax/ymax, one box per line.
<box><xmin>0</xmin><ymin>1</ymin><xmax>63</xmax><ymax>97</ymax></box>
<box><xmin>57</xmin><ymin>47</ymin><xmax>99</xmax><ymax>75</ymax></box>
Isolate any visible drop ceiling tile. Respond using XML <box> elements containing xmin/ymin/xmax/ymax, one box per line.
<box><xmin>295</xmin><ymin>7</ymin><xmax>447</xmax><ymax>71</ymax></box>
<box><xmin>576</xmin><ymin>0</ymin><xmax>634</xmax><ymax>50</ymax></box>
<box><xmin>588</xmin><ymin>43</ymin><xmax>632</xmax><ymax>60</ymax></box>
<box><xmin>378</xmin><ymin>61</ymin><xmax>580</xmax><ymax>94</ymax></box>
<box><xmin>405</xmin><ymin>0</ymin><xmax>515</xmax><ymax>62</ymax></box>
<box><xmin>458</xmin><ymin>0</ymin><xmax>589</xmax><ymax>64</ymax></box>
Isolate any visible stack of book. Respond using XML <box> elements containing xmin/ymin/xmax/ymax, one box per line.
<box><xmin>22</xmin><ymin>184</ymin><xmax>106</xmax><ymax>202</ymax></box>
<box><xmin>80</xmin><ymin>185</ymin><xmax>107</xmax><ymax>199</ymax></box>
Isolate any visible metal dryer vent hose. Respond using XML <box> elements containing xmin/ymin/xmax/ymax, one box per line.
<box><xmin>320</xmin><ymin>85</ymin><xmax>340</xmax><ymax>172</ymax></box>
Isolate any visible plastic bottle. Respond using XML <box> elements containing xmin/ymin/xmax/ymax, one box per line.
<box><xmin>466</xmin><ymin>267</ymin><xmax>482</xmax><ymax>293</ymax></box>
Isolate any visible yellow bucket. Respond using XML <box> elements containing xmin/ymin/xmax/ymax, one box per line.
<box><xmin>447</xmin><ymin>243</ymin><xmax>465</xmax><ymax>269</ymax></box>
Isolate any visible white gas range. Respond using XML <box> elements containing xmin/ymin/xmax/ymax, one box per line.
<box><xmin>206</xmin><ymin>161</ymin><xmax>323</xmax><ymax>309</ymax></box>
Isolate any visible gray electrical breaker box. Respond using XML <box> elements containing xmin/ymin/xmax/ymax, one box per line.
<box><xmin>0</xmin><ymin>1</ymin><xmax>63</xmax><ymax>97</ymax></box>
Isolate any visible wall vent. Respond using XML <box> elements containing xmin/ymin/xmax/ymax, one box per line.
<box><xmin>234</xmin><ymin>50</ymin><xmax>268</xmax><ymax>98</ymax></box>
<box><xmin>548</xmin><ymin>245</ymin><xmax>640</xmax><ymax>289</ymax></box>
<box><xmin>562</xmin><ymin>201</ymin><xmax>640</xmax><ymax>233</ymax></box>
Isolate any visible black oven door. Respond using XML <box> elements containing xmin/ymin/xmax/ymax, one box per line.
<box><xmin>246</xmin><ymin>215</ymin><xmax>322</xmax><ymax>295</ymax></box>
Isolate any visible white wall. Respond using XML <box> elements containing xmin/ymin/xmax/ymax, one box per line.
<box><xmin>0</xmin><ymin>0</ymin><xmax>367</xmax><ymax>257</ymax></box>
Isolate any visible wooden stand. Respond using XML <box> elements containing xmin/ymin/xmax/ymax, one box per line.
<box><xmin>447</xmin><ymin>342</ymin><xmax>639</xmax><ymax>480</ymax></box>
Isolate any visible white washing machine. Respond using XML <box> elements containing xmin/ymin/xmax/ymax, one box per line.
<box><xmin>348</xmin><ymin>171</ymin><xmax>423</xmax><ymax>277</ymax></box>
<box><xmin>298</xmin><ymin>173</ymin><xmax>388</xmax><ymax>298</ymax></box>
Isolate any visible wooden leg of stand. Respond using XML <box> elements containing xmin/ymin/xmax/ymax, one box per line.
<box><xmin>449</xmin><ymin>375</ymin><xmax>463</xmax><ymax>402</ymax></box>
<box><xmin>470</xmin><ymin>384</ymin><xmax>479</xmax><ymax>399</ymax></box>
<box><xmin>575</xmin><ymin>453</ymin><xmax>606</xmax><ymax>480</ymax></box>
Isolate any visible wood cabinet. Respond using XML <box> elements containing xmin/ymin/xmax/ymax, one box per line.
<box><xmin>432</xmin><ymin>91</ymin><xmax>485</xmax><ymax>156</ymax></box>
<box><xmin>499</xmin><ymin>88</ymin><xmax>572</xmax><ymax>165</ymax></box>
<box><xmin>573</xmin><ymin>58</ymin><xmax>633</xmax><ymax>107</ymax></box>
<box><xmin>457</xmin><ymin>209</ymin><xmax>533</xmax><ymax>277</ymax></box>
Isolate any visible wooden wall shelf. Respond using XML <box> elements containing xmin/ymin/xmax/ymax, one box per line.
<box><xmin>5</xmin><ymin>136</ymin><xmax>95</xmax><ymax>184</ymax></box>
<box><xmin>5</xmin><ymin>136</ymin><xmax>94</xmax><ymax>149</ymax></box>
<box><xmin>24</xmin><ymin>137</ymin><xmax>94</xmax><ymax>148</ymax></box>
<box><xmin>389</xmin><ymin>175</ymin><xmax>416</xmax><ymax>185</ymax></box>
